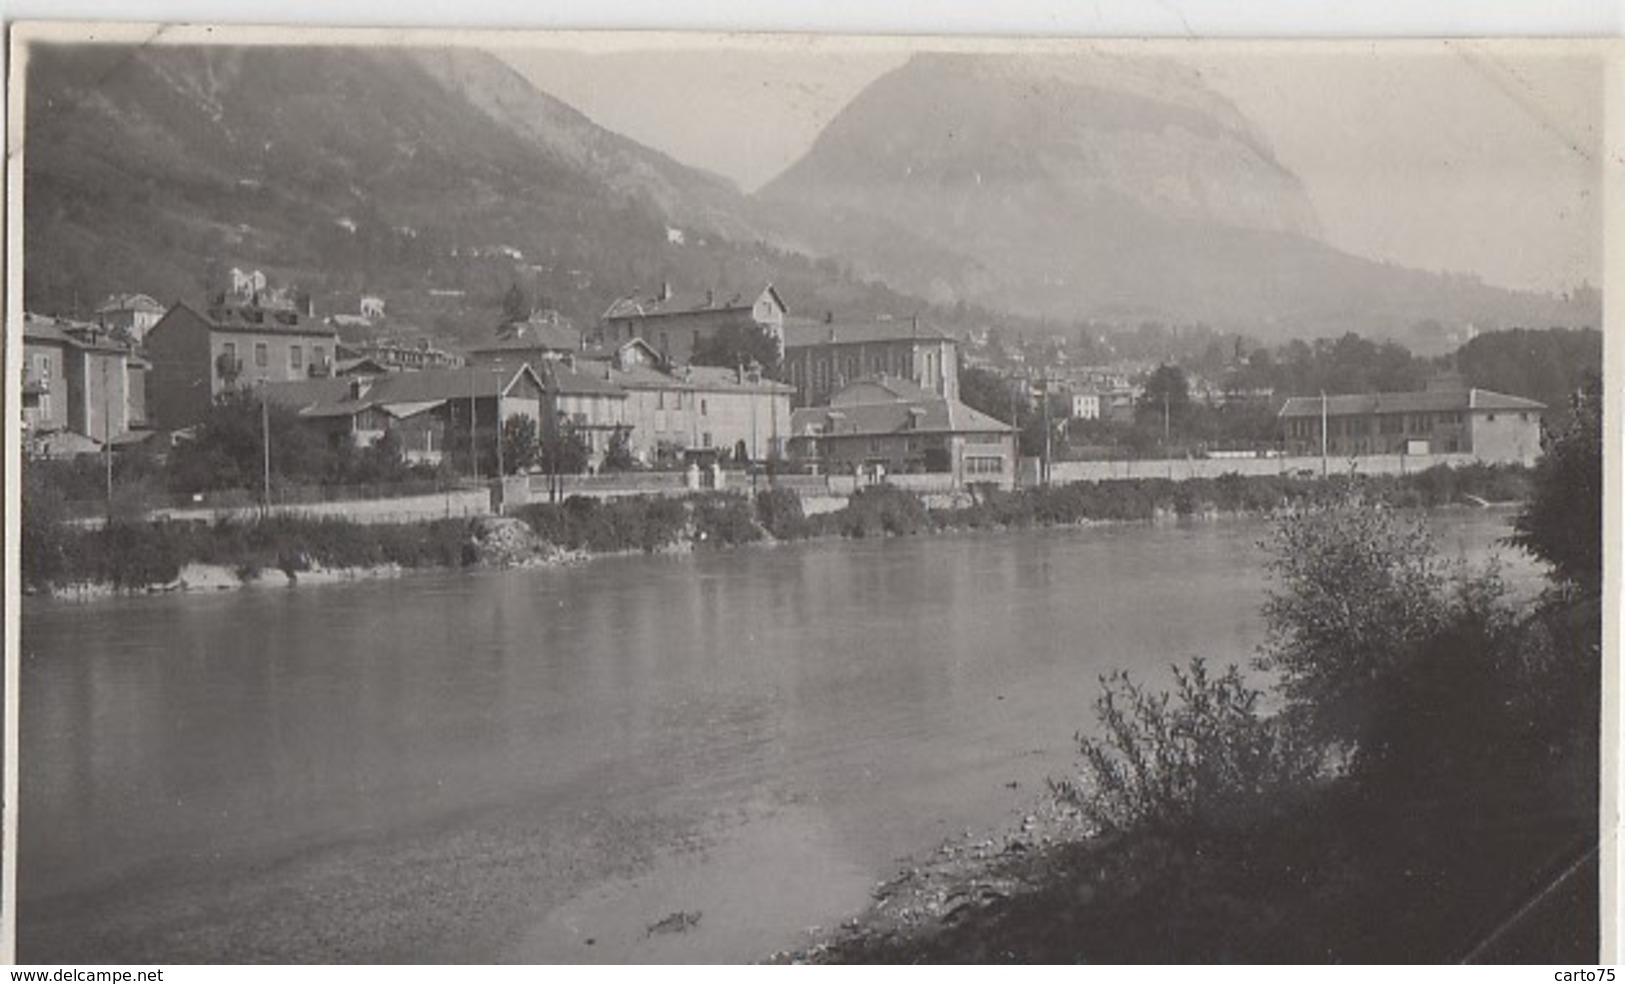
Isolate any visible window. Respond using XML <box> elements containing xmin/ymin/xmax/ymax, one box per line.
<box><xmin>290</xmin><ymin>345</ymin><xmax>303</xmax><ymax>370</ymax></box>
<box><xmin>1520</xmin><ymin>412</ymin><xmax>1530</xmax><ymax>422</ymax></box>
<box><xmin>36</xmin><ymin>354</ymin><xmax>51</xmax><ymax>376</ymax></box>
<box><xmin>702</xmin><ymin>432</ymin><xmax>713</xmax><ymax>448</ymax></box>
<box><xmin>1486</xmin><ymin>413</ymin><xmax>1497</xmax><ymax>422</ymax></box>
<box><xmin>701</xmin><ymin>399</ymin><xmax>708</xmax><ymax>416</ymax></box>
<box><xmin>657</xmin><ymin>391</ymin><xmax>666</xmax><ymax>410</ymax></box>
<box><xmin>966</xmin><ymin>455</ymin><xmax>1004</xmax><ymax>475</ymax></box>
<box><xmin>255</xmin><ymin>342</ymin><xmax>269</xmax><ymax>368</ymax></box>
<box><xmin>222</xmin><ymin>342</ymin><xmax>236</xmax><ymax>365</ymax></box>
<box><xmin>313</xmin><ymin>345</ymin><xmax>326</xmax><ymax>365</ymax></box>
<box><xmin>868</xmin><ymin>438</ymin><xmax>882</xmax><ymax>453</ymax></box>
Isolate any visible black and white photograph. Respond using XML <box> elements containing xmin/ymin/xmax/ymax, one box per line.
<box><xmin>6</xmin><ymin>24</ymin><xmax>1613</xmax><ymax>964</ymax></box>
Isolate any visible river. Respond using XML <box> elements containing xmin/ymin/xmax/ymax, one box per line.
<box><xmin>17</xmin><ymin>510</ymin><xmax>1539</xmax><ymax>963</ymax></box>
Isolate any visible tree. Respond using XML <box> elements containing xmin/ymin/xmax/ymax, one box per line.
<box><xmin>501</xmin><ymin>282</ymin><xmax>529</xmax><ymax>324</ymax></box>
<box><xmin>166</xmin><ymin>388</ymin><xmax>334</xmax><ymax>494</ymax></box>
<box><xmin>541</xmin><ymin>419</ymin><xmax>592</xmax><ymax>476</ymax></box>
<box><xmin>601</xmin><ymin>426</ymin><xmax>637</xmax><ymax>472</ymax></box>
<box><xmin>690</xmin><ymin>323</ymin><xmax>782</xmax><ymax>376</ymax></box>
<box><xmin>1511</xmin><ymin>376</ymin><xmax>1602</xmax><ymax>597</ymax></box>
<box><xmin>1136</xmin><ymin>364</ymin><xmax>1191</xmax><ymax>437</ymax></box>
<box><xmin>500</xmin><ymin>414</ymin><xmax>540</xmax><ymax>476</ymax></box>
<box><xmin>957</xmin><ymin>365</ymin><xmax>1022</xmax><ymax>425</ymax></box>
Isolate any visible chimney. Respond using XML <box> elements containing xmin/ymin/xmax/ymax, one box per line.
<box><xmin>911</xmin><ymin>314</ymin><xmax>919</xmax><ymax>337</ymax></box>
<box><xmin>705</xmin><ymin>288</ymin><xmax>715</xmax><ymax>307</ymax></box>
<box><xmin>736</xmin><ymin>364</ymin><xmax>744</xmax><ymax>384</ymax></box>
<box><xmin>661</xmin><ymin>281</ymin><xmax>672</xmax><ymax>302</ymax></box>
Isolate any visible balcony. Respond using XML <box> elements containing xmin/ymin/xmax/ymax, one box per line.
<box><xmin>215</xmin><ymin>353</ymin><xmax>243</xmax><ymax>382</ymax></box>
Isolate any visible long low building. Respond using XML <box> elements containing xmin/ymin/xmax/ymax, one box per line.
<box><xmin>261</xmin><ymin>364</ymin><xmax>546</xmax><ymax>469</ymax></box>
<box><xmin>788</xmin><ymin>376</ymin><xmax>1018</xmax><ymax>489</ymax></box>
<box><xmin>1278</xmin><ymin>381</ymin><xmax>1545</xmax><ymax>465</ymax></box>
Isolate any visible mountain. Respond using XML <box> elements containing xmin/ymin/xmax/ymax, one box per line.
<box><xmin>21</xmin><ymin>44</ymin><xmax>930</xmax><ymax>344</ymax></box>
<box><xmin>759</xmin><ymin>52</ymin><xmax>1593</xmax><ymax>339</ymax></box>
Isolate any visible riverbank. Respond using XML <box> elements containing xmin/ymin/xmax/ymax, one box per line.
<box><xmin>22</xmin><ymin>463</ymin><xmax>1530</xmax><ymax>599</ymax></box>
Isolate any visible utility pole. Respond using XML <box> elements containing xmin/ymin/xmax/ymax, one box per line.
<box><xmin>1320</xmin><ymin>390</ymin><xmax>1329</xmax><ymax>478</ymax></box>
<box><xmin>493</xmin><ymin>396</ymin><xmax>505</xmax><ymax>516</ymax></box>
<box><xmin>261</xmin><ymin>384</ymin><xmax>272</xmax><ymax>511</ymax></box>
<box><xmin>102</xmin><ymin>355</ymin><xmax>113</xmax><ymax>524</ymax></box>
<box><xmin>469</xmin><ymin>368</ymin><xmax>479</xmax><ymax>482</ymax></box>
<box><xmin>1163</xmin><ymin>390</ymin><xmax>1170</xmax><ymax>450</ymax></box>
<box><xmin>1040</xmin><ymin>374</ymin><xmax>1051</xmax><ymax>486</ymax></box>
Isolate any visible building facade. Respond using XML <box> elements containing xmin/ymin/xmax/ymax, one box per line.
<box><xmin>144</xmin><ymin>301</ymin><xmax>341</xmax><ymax>429</ymax></box>
<box><xmin>1278</xmin><ymin>382</ymin><xmax>1545</xmax><ymax>465</ymax></box>
<box><xmin>22</xmin><ymin>314</ymin><xmax>147</xmax><ymax>456</ymax></box>
<box><xmin>588</xmin><ymin>340</ymin><xmax>794</xmax><ymax>466</ymax></box>
<box><xmin>787</xmin><ymin>377</ymin><xmax>1017</xmax><ymax>489</ymax></box>
<box><xmin>782</xmin><ymin>317</ymin><xmax>960</xmax><ymax>408</ymax></box>
<box><xmin>599</xmin><ymin>284</ymin><xmax>786</xmax><ymax>366</ymax></box>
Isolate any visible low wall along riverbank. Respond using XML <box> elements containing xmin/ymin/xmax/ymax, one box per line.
<box><xmin>22</xmin><ymin>463</ymin><xmax>1532</xmax><ymax>599</ymax></box>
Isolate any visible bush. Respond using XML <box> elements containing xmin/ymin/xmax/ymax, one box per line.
<box><xmin>835</xmin><ymin>487</ymin><xmax>931</xmax><ymax>538</ymax></box>
<box><xmin>754</xmin><ymin>487</ymin><xmax>807</xmax><ymax>540</ymax></box>
<box><xmin>1256</xmin><ymin>503</ymin><xmax>1456</xmax><ymax>749</ymax></box>
<box><xmin>1054</xmin><ymin>659</ymin><xmax>1319</xmax><ymax>835</ymax></box>
<box><xmin>692</xmin><ymin>494</ymin><xmax>763</xmax><ymax>548</ymax></box>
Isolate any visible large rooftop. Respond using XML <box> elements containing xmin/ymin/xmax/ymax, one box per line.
<box><xmin>1278</xmin><ymin>387</ymin><xmax>1546</xmax><ymax>418</ymax></box>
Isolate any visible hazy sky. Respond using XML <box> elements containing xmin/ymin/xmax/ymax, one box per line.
<box><xmin>501</xmin><ymin>38</ymin><xmax>1604</xmax><ymax>296</ymax></box>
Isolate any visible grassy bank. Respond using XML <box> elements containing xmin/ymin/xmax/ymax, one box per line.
<box><xmin>23</xmin><ymin>463</ymin><xmax>1530</xmax><ymax>595</ymax></box>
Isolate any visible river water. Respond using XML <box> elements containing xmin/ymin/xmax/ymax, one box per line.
<box><xmin>18</xmin><ymin>511</ymin><xmax>1538</xmax><ymax>963</ymax></box>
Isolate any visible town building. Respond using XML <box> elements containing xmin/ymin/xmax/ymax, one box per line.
<box><xmin>143</xmin><ymin>298</ymin><xmax>341</xmax><ymax>430</ymax></box>
<box><xmin>465</xmin><ymin>312</ymin><xmax>583</xmax><ymax>368</ymax></box>
<box><xmin>787</xmin><ymin>377</ymin><xmax>1018</xmax><ymax>489</ymax></box>
<box><xmin>540</xmin><ymin>356</ymin><xmax>629</xmax><ymax>464</ymax></box>
<box><xmin>261</xmin><ymin>364</ymin><xmax>546</xmax><ymax>468</ymax></box>
<box><xmin>599</xmin><ymin>283</ymin><xmax>787</xmax><ymax>366</ymax></box>
<box><xmin>781</xmin><ymin>316</ymin><xmax>960</xmax><ymax>408</ymax></box>
<box><xmin>586</xmin><ymin>339</ymin><xmax>794</xmax><ymax>466</ymax></box>
<box><xmin>336</xmin><ymin>338</ymin><xmax>464</xmax><ymax>372</ymax></box>
<box><xmin>22</xmin><ymin>313</ymin><xmax>148</xmax><ymax>457</ymax></box>
<box><xmin>92</xmin><ymin>293</ymin><xmax>166</xmax><ymax>345</ymax></box>
<box><xmin>1277</xmin><ymin>379</ymin><xmax>1545</xmax><ymax>465</ymax></box>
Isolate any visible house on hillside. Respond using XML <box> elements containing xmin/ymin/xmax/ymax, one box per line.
<box><xmin>782</xmin><ymin>316</ymin><xmax>960</xmax><ymax>408</ymax></box>
<box><xmin>1070</xmin><ymin>390</ymin><xmax>1102</xmax><ymax>421</ymax></box>
<box><xmin>144</xmin><ymin>298</ymin><xmax>340</xmax><ymax>430</ymax></box>
<box><xmin>261</xmin><ymin>364</ymin><xmax>546</xmax><ymax>468</ymax></box>
<box><xmin>1277</xmin><ymin>377</ymin><xmax>1545</xmax><ymax>465</ymax></box>
<box><xmin>22</xmin><ymin>313</ymin><xmax>148</xmax><ymax>457</ymax></box>
<box><xmin>599</xmin><ymin>283</ymin><xmax>786</xmax><ymax>366</ymax></box>
<box><xmin>93</xmin><ymin>293</ymin><xmax>166</xmax><ymax>345</ymax></box>
<box><xmin>788</xmin><ymin>377</ymin><xmax>1017</xmax><ymax>489</ymax></box>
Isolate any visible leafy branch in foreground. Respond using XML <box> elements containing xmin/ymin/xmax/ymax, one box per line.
<box><xmin>1053</xmin><ymin>658</ymin><xmax>1319</xmax><ymax>835</ymax></box>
